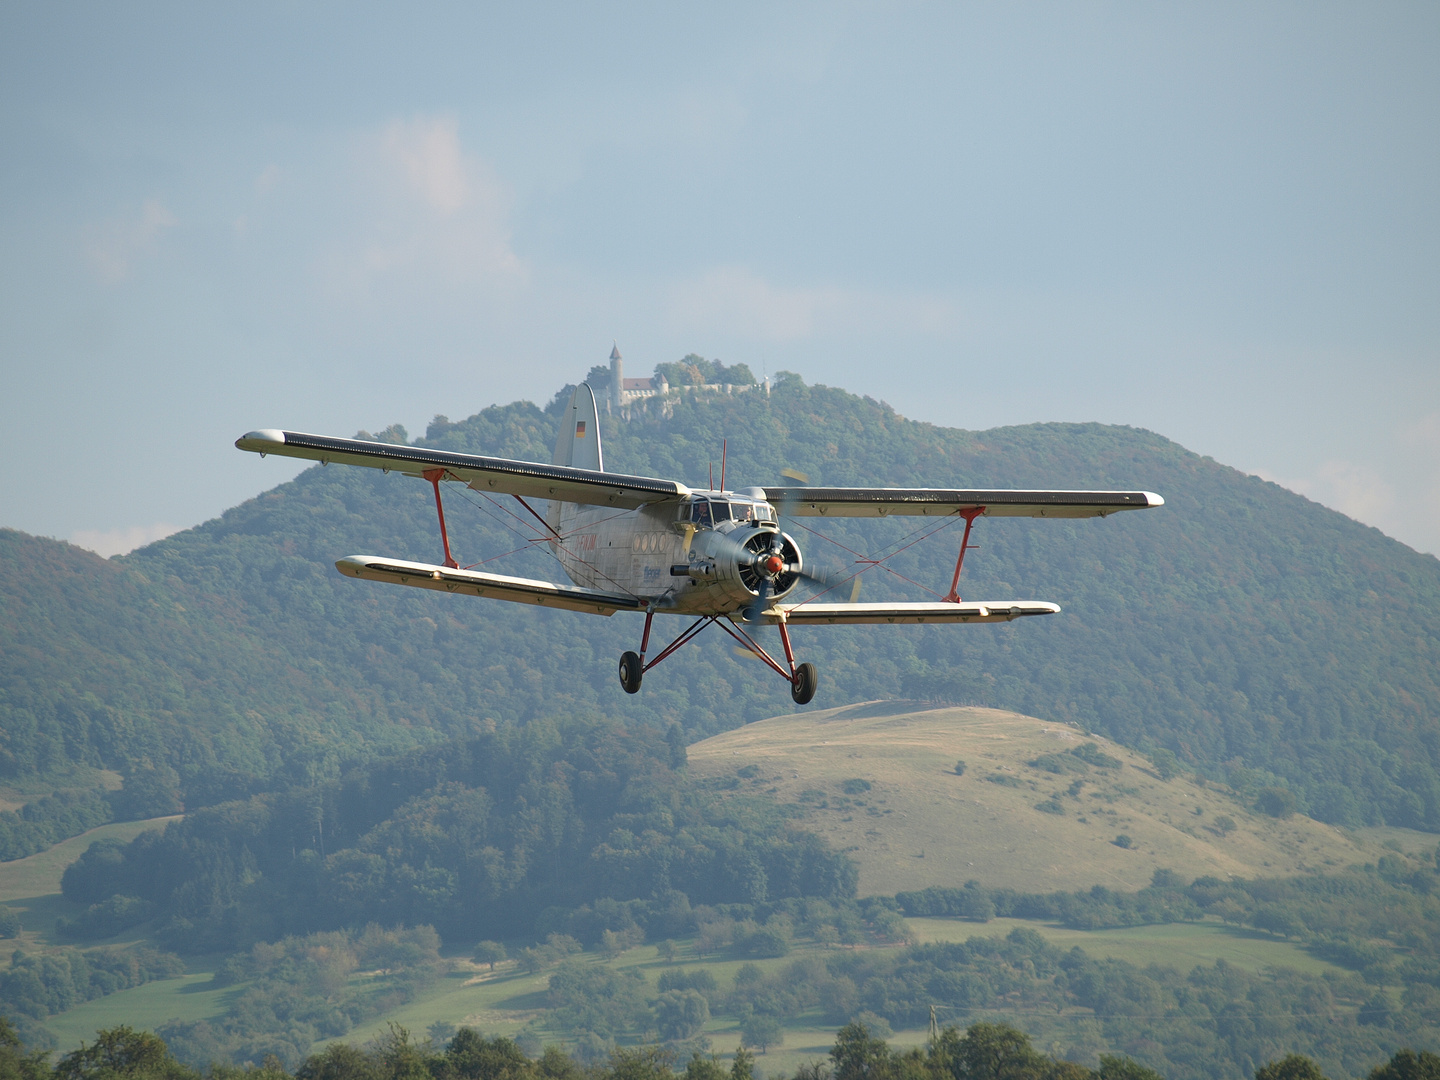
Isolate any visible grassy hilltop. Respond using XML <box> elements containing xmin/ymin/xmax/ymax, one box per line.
<box><xmin>687</xmin><ymin>703</ymin><xmax>1373</xmax><ymax>895</ymax></box>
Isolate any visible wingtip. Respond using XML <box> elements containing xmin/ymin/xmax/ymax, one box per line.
<box><xmin>1143</xmin><ymin>491</ymin><xmax>1165</xmax><ymax>508</ymax></box>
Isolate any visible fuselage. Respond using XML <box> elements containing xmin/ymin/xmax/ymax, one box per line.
<box><xmin>550</xmin><ymin>490</ymin><xmax>799</xmax><ymax>615</ymax></box>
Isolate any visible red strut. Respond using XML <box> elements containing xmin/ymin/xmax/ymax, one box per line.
<box><xmin>944</xmin><ymin>507</ymin><xmax>985</xmax><ymax>603</ymax></box>
<box><xmin>423</xmin><ymin>469</ymin><xmax>459</xmax><ymax>568</ymax></box>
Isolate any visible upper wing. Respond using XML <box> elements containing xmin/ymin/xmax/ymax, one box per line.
<box><xmin>335</xmin><ymin>556</ymin><xmax>643</xmax><ymax>615</ymax></box>
<box><xmin>765</xmin><ymin>600</ymin><xmax>1060</xmax><ymax>625</ymax></box>
<box><xmin>759</xmin><ymin>487</ymin><xmax>1162</xmax><ymax>518</ymax></box>
<box><xmin>236</xmin><ymin>429</ymin><xmax>690</xmax><ymax>510</ymax></box>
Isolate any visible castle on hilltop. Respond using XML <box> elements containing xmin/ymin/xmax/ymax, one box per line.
<box><xmin>604</xmin><ymin>344</ymin><xmax>769</xmax><ymax>416</ymax></box>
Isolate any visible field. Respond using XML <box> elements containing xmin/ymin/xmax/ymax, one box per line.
<box><xmin>687</xmin><ymin>702</ymin><xmax>1374</xmax><ymax>894</ymax></box>
<box><xmin>27</xmin><ymin>911</ymin><xmax>1349</xmax><ymax>1066</ymax></box>
<box><xmin>0</xmin><ymin>816</ymin><xmax>177</xmax><ymax>905</ymax></box>
<box><xmin>908</xmin><ymin>916</ymin><xmax>1336</xmax><ymax>975</ymax></box>
<box><xmin>0</xmin><ymin>707</ymin><xmax>1392</xmax><ymax>1064</ymax></box>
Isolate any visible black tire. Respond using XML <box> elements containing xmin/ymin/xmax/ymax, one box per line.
<box><xmin>618</xmin><ymin>651</ymin><xmax>644</xmax><ymax>694</ymax></box>
<box><xmin>791</xmin><ymin>661</ymin><xmax>818</xmax><ymax>705</ymax></box>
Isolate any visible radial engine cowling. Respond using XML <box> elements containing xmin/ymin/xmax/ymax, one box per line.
<box><xmin>686</xmin><ymin>527</ymin><xmax>803</xmax><ymax>613</ymax></box>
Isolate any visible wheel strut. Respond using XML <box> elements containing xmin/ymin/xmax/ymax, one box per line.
<box><xmin>615</xmin><ymin>612</ymin><xmax>819</xmax><ymax>704</ymax></box>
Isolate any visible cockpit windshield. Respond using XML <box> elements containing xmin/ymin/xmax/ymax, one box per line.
<box><xmin>689</xmin><ymin>498</ymin><xmax>774</xmax><ymax>528</ymax></box>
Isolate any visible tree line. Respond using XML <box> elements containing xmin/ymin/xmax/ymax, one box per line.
<box><xmin>5</xmin><ymin>1015</ymin><xmax>1438</xmax><ymax>1080</ymax></box>
<box><xmin>55</xmin><ymin>719</ymin><xmax>857</xmax><ymax>952</ymax></box>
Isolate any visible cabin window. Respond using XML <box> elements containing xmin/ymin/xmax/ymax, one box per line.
<box><xmin>710</xmin><ymin>500</ymin><xmax>733</xmax><ymax>524</ymax></box>
<box><xmin>690</xmin><ymin>501</ymin><xmax>713</xmax><ymax>527</ymax></box>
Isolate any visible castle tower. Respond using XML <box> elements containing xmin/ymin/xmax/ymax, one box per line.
<box><xmin>609</xmin><ymin>343</ymin><xmax>623</xmax><ymax>414</ymax></box>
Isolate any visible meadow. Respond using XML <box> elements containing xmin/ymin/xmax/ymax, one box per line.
<box><xmin>686</xmin><ymin>702</ymin><xmax>1376</xmax><ymax>894</ymax></box>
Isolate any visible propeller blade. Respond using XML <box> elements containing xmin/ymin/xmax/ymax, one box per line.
<box><xmin>742</xmin><ymin>578</ymin><xmax>772</xmax><ymax>623</ymax></box>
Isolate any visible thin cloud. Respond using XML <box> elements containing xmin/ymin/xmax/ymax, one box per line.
<box><xmin>317</xmin><ymin>116</ymin><xmax>524</xmax><ymax>297</ymax></box>
<box><xmin>86</xmin><ymin>199</ymin><xmax>177</xmax><ymax>283</ymax></box>
<box><xmin>666</xmin><ymin>266</ymin><xmax>961</xmax><ymax>343</ymax></box>
<box><xmin>381</xmin><ymin>117</ymin><xmax>469</xmax><ymax>214</ymax></box>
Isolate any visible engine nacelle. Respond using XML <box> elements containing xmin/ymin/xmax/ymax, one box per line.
<box><xmin>682</xmin><ymin>527</ymin><xmax>803</xmax><ymax>614</ymax></box>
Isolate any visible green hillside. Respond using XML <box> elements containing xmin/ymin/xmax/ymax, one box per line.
<box><xmin>685</xmin><ymin>703</ymin><xmax>1377</xmax><ymax>895</ymax></box>
<box><xmin>2</xmin><ymin>375</ymin><xmax>1438</xmax><ymax>829</ymax></box>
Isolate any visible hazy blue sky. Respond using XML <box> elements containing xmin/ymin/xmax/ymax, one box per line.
<box><xmin>3</xmin><ymin>3</ymin><xmax>1437</xmax><ymax>556</ymax></box>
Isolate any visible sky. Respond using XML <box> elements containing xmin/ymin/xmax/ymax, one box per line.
<box><xmin>2</xmin><ymin>2</ymin><xmax>1437</xmax><ymax>557</ymax></box>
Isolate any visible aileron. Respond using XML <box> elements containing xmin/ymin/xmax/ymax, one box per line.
<box><xmin>767</xmin><ymin>600</ymin><xmax>1061</xmax><ymax>625</ymax></box>
<box><xmin>760</xmin><ymin>486</ymin><xmax>1162</xmax><ymax>518</ymax></box>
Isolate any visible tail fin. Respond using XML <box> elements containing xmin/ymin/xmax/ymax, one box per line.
<box><xmin>553</xmin><ymin>383</ymin><xmax>605</xmax><ymax>472</ymax></box>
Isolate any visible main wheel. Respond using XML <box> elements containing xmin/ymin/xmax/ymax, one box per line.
<box><xmin>618</xmin><ymin>651</ymin><xmax>644</xmax><ymax>694</ymax></box>
<box><xmin>791</xmin><ymin>661</ymin><xmax>818</xmax><ymax>705</ymax></box>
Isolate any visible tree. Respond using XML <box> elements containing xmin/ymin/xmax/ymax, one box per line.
<box><xmin>473</xmin><ymin>941</ymin><xmax>507</xmax><ymax>971</ymax></box>
<box><xmin>1148</xmin><ymin>749</ymin><xmax>1180</xmax><ymax>781</ymax></box>
<box><xmin>54</xmin><ymin>1027</ymin><xmax>197</xmax><ymax>1080</ymax></box>
<box><xmin>830</xmin><ymin>1022</ymin><xmax>893</xmax><ymax>1080</ymax></box>
<box><xmin>1113</xmin><ymin>835</ymin><xmax>1133</xmax><ymax>849</ymax></box>
<box><xmin>1367</xmin><ymin>1049</ymin><xmax>1440</xmax><ymax>1080</ymax></box>
<box><xmin>658</xmin><ymin>939</ymin><xmax>678</xmax><ymax>963</ymax></box>
<box><xmin>655</xmin><ymin>990</ymin><xmax>710</xmax><ymax>1042</ymax></box>
<box><xmin>730</xmin><ymin>1046</ymin><xmax>754</xmax><ymax>1080</ymax></box>
<box><xmin>601</xmin><ymin>929</ymin><xmax>627</xmax><ymax>959</ymax></box>
<box><xmin>441</xmin><ymin>1029</ymin><xmax>536</xmax><ymax>1080</ymax></box>
<box><xmin>667</xmin><ymin>724</ymin><xmax>688</xmax><ymax>770</ymax></box>
<box><xmin>1214</xmin><ymin>815</ymin><xmax>1237</xmax><ymax>836</ymax></box>
<box><xmin>1255</xmin><ymin>1056</ymin><xmax>1329</xmax><ymax>1080</ymax></box>
<box><xmin>1257</xmin><ymin>787</ymin><xmax>1297</xmax><ymax>818</ymax></box>
<box><xmin>298</xmin><ymin>1042</ymin><xmax>382</xmax><ymax>1080</ymax></box>
<box><xmin>953</xmin><ymin>1021</ymin><xmax>1048</xmax><ymax>1080</ymax></box>
<box><xmin>741</xmin><ymin>1015</ymin><xmax>783</xmax><ymax>1054</ymax></box>
<box><xmin>683</xmin><ymin>1056</ymin><xmax>728</xmax><ymax>1080</ymax></box>
<box><xmin>954</xmin><ymin>761</ymin><xmax>967</xmax><ymax>776</ymax></box>
<box><xmin>609</xmin><ymin>1047</ymin><xmax>675</xmax><ymax>1080</ymax></box>
<box><xmin>1098</xmin><ymin>1056</ymin><xmax>1166</xmax><ymax>1080</ymax></box>
<box><xmin>0</xmin><ymin>1017</ymin><xmax>49</xmax><ymax>1080</ymax></box>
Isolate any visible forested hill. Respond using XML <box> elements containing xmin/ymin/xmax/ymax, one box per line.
<box><xmin>2</xmin><ymin>375</ymin><xmax>1437</xmax><ymax>828</ymax></box>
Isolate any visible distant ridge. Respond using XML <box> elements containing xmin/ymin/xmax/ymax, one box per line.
<box><xmin>2</xmin><ymin>377</ymin><xmax>1437</xmax><ymax>832</ymax></box>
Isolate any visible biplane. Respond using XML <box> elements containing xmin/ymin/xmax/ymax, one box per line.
<box><xmin>237</xmin><ymin>383</ymin><xmax>1162</xmax><ymax>704</ymax></box>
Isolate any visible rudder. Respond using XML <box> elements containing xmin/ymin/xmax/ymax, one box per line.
<box><xmin>552</xmin><ymin>382</ymin><xmax>605</xmax><ymax>472</ymax></box>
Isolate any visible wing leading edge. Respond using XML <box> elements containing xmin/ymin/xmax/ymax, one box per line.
<box><xmin>334</xmin><ymin>556</ymin><xmax>643</xmax><ymax>616</ymax></box>
<box><xmin>236</xmin><ymin>429</ymin><xmax>689</xmax><ymax>510</ymax></box>
<box><xmin>759</xmin><ymin>487</ymin><xmax>1162</xmax><ymax>518</ymax></box>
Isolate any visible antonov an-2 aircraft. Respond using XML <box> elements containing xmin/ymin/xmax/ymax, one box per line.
<box><xmin>237</xmin><ymin>383</ymin><xmax>1162</xmax><ymax>705</ymax></box>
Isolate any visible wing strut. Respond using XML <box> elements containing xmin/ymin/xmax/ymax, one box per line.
<box><xmin>423</xmin><ymin>469</ymin><xmax>460</xmax><ymax>569</ymax></box>
<box><xmin>944</xmin><ymin>506</ymin><xmax>985</xmax><ymax>603</ymax></box>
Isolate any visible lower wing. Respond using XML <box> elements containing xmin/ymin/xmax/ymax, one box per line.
<box><xmin>765</xmin><ymin>600</ymin><xmax>1060</xmax><ymax>625</ymax></box>
<box><xmin>334</xmin><ymin>556</ymin><xmax>643</xmax><ymax>616</ymax></box>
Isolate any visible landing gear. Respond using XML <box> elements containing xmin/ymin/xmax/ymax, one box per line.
<box><xmin>616</xmin><ymin>611</ymin><xmax>819</xmax><ymax>703</ymax></box>
<box><xmin>618</xmin><ymin>651</ymin><xmax>643</xmax><ymax>694</ymax></box>
<box><xmin>791</xmin><ymin>662</ymin><xmax>818</xmax><ymax>705</ymax></box>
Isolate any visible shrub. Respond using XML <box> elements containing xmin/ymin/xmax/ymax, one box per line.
<box><xmin>1257</xmin><ymin>787</ymin><xmax>1297</xmax><ymax>818</ymax></box>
